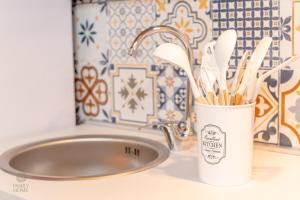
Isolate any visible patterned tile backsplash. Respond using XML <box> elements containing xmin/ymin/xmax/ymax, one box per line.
<box><xmin>72</xmin><ymin>0</ymin><xmax>300</xmax><ymax>150</ymax></box>
<box><xmin>110</xmin><ymin>64</ymin><xmax>157</xmax><ymax>125</ymax></box>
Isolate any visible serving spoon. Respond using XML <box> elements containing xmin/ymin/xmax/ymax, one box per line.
<box><xmin>153</xmin><ymin>43</ymin><xmax>202</xmax><ymax>101</ymax></box>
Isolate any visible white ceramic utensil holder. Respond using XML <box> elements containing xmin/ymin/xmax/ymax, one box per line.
<box><xmin>195</xmin><ymin>103</ymin><xmax>255</xmax><ymax>186</ymax></box>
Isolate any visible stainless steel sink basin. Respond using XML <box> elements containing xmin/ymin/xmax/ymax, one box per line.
<box><xmin>0</xmin><ymin>135</ymin><xmax>169</xmax><ymax>180</ymax></box>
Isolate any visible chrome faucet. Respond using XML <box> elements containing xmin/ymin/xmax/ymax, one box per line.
<box><xmin>129</xmin><ymin>25</ymin><xmax>194</xmax><ymax>151</ymax></box>
<box><xmin>138</xmin><ymin>121</ymin><xmax>192</xmax><ymax>151</ymax></box>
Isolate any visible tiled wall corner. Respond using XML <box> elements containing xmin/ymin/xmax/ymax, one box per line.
<box><xmin>73</xmin><ymin>3</ymin><xmax>109</xmax><ymax>64</ymax></box>
<box><xmin>73</xmin><ymin>0</ymin><xmax>300</xmax><ymax>150</ymax></box>
<box><xmin>74</xmin><ymin>63</ymin><xmax>111</xmax><ymax>123</ymax></box>
<box><xmin>73</xmin><ymin>3</ymin><xmax>112</xmax><ymax>124</ymax></box>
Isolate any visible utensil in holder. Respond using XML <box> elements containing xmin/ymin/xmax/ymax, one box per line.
<box><xmin>195</xmin><ymin>103</ymin><xmax>255</xmax><ymax>186</ymax></box>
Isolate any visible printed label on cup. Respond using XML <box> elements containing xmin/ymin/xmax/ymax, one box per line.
<box><xmin>201</xmin><ymin>124</ymin><xmax>226</xmax><ymax>165</ymax></box>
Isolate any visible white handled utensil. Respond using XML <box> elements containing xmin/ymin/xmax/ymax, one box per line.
<box><xmin>244</xmin><ymin>37</ymin><xmax>272</xmax><ymax>103</ymax></box>
<box><xmin>214</xmin><ymin>30</ymin><xmax>237</xmax><ymax>105</ymax></box>
<box><xmin>235</xmin><ymin>37</ymin><xmax>272</xmax><ymax>105</ymax></box>
<box><xmin>153</xmin><ymin>43</ymin><xmax>202</xmax><ymax>100</ymax></box>
<box><xmin>229</xmin><ymin>51</ymin><xmax>250</xmax><ymax>105</ymax></box>
<box><xmin>250</xmin><ymin>55</ymin><xmax>300</xmax><ymax>102</ymax></box>
<box><xmin>201</xmin><ymin>42</ymin><xmax>221</xmax><ymax>104</ymax></box>
<box><xmin>200</xmin><ymin>58</ymin><xmax>219</xmax><ymax>104</ymax></box>
<box><xmin>193</xmin><ymin>67</ymin><xmax>210</xmax><ymax>104</ymax></box>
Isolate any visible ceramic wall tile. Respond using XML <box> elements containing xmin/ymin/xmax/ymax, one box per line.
<box><xmin>155</xmin><ymin>0</ymin><xmax>212</xmax><ymax>64</ymax></box>
<box><xmin>277</xmin><ymin>0</ymin><xmax>300</xmax><ymax>148</ymax></box>
<box><xmin>279</xmin><ymin>67</ymin><xmax>300</xmax><ymax>148</ymax></box>
<box><xmin>73</xmin><ymin>3</ymin><xmax>108</xmax><ymax>64</ymax></box>
<box><xmin>75</xmin><ymin>58</ymin><xmax>111</xmax><ymax>124</ymax></box>
<box><xmin>212</xmin><ymin>0</ymin><xmax>281</xmax><ymax>69</ymax></box>
<box><xmin>108</xmin><ymin>0</ymin><xmax>156</xmax><ymax>64</ymax></box>
<box><xmin>254</xmin><ymin>70</ymin><xmax>279</xmax><ymax>144</ymax></box>
<box><xmin>75</xmin><ymin>63</ymin><xmax>111</xmax><ymax>123</ymax></box>
<box><xmin>73</xmin><ymin>3</ymin><xmax>111</xmax><ymax>124</ymax></box>
<box><xmin>279</xmin><ymin>0</ymin><xmax>292</xmax><ymax>59</ymax></box>
<box><xmin>292</xmin><ymin>0</ymin><xmax>300</xmax><ymax>56</ymax></box>
<box><xmin>110</xmin><ymin>64</ymin><xmax>157</xmax><ymax>125</ymax></box>
<box><xmin>156</xmin><ymin>64</ymin><xmax>187</xmax><ymax>125</ymax></box>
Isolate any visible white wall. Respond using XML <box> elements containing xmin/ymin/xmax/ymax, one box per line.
<box><xmin>0</xmin><ymin>0</ymin><xmax>75</xmax><ymax>139</ymax></box>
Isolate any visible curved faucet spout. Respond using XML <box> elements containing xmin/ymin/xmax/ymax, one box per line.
<box><xmin>128</xmin><ymin>25</ymin><xmax>194</xmax><ymax>65</ymax></box>
<box><xmin>128</xmin><ymin>25</ymin><xmax>194</xmax><ymax>136</ymax></box>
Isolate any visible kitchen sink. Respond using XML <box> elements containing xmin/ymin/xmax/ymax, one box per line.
<box><xmin>0</xmin><ymin>135</ymin><xmax>169</xmax><ymax>180</ymax></box>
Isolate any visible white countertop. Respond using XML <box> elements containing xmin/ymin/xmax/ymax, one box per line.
<box><xmin>0</xmin><ymin>124</ymin><xmax>299</xmax><ymax>200</ymax></box>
